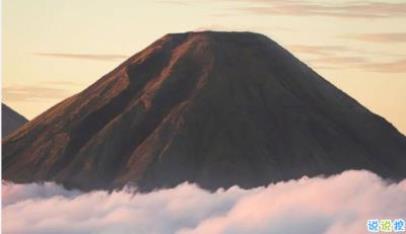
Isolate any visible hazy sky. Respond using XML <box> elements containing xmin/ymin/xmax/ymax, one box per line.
<box><xmin>3</xmin><ymin>0</ymin><xmax>406</xmax><ymax>134</ymax></box>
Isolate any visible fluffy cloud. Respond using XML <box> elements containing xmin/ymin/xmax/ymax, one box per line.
<box><xmin>2</xmin><ymin>181</ymin><xmax>81</xmax><ymax>206</ymax></box>
<box><xmin>3</xmin><ymin>170</ymin><xmax>406</xmax><ymax>234</ymax></box>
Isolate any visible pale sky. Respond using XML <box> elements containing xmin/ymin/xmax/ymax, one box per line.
<box><xmin>3</xmin><ymin>0</ymin><xmax>406</xmax><ymax>134</ymax></box>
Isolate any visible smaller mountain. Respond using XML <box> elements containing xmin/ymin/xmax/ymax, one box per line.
<box><xmin>2</xmin><ymin>104</ymin><xmax>28</xmax><ymax>138</ymax></box>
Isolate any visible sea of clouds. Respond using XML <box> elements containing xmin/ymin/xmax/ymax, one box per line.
<box><xmin>3</xmin><ymin>170</ymin><xmax>406</xmax><ymax>234</ymax></box>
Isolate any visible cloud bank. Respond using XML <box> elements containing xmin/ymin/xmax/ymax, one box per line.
<box><xmin>237</xmin><ymin>1</ymin><xmax>406</xmax><ymax>18</ymax></box>
<box><xmin>345</xmin><ymin>33</ymin><xmax>406</xmax><ymax>43</ymax></box>
<box><xmin>3</xmin><ymin>85</ymin><xmax>73</xmax><ymax>102</ymax></box>
<box><xmin>286</xmin><ymin>43</ymin><xmax>406</xmax><ymax>73</ymax></box>
<box><xmin>3</xmin><ymin>170</ymin><xmax>406</xmax><ymax>234</ymax></box>
<box><xmin>33</xmin><ymin>52</ymin><xmax>128</xmax><ymax>61</ymax></box>
<box><xmin>166</xmin><ymin>0</ymin><xmax>406</xmax><ymax>19</ymax></box>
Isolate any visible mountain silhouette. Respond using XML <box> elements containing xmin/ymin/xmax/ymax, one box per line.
<box><xmin>2</xmin><ymin>104</ymin><xmax>27</xmax><ymax>138</ymax></box>
<box><xmin>3</xmin><ymin>31</ymin><xmax>406</xmax><ymax>191</ymax></box>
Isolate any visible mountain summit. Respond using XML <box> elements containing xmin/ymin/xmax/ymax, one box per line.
<box><xmin>3</xmin><ymin>31</ymin><xmax>406</xmax><ymax>191</ymax></box>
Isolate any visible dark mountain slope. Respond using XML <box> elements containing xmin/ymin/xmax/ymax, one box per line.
<box><xmin>2</xmin><ymin>104</ymin><xmax>28</xmax><ymax>138</ymax></box>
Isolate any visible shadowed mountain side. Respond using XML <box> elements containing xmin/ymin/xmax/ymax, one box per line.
<box><xmin>3</xmin><ymin>31</ymin><xmax>406</xmax><ymax>191</ymax></box>
<box><xmin>2</xmin><ymin>104</ymin><xmax>28</xmax><ymax>138</ymax></box>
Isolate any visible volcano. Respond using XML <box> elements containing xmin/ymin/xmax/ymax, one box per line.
<box><xmin>3</xmin><ymin>31</ymin><xmax>406</xmax><ymax>191</ymax></box>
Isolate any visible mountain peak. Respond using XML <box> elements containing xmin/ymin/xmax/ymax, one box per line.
<box><xmin>163</xmin><ymin>30</ymin><xmax>268</xmax><ymax>39</ymax></box>
<box><xmin>161</xmin><ymin>30</ymin><xmax>276</xmax><ymax>51</ymax></box>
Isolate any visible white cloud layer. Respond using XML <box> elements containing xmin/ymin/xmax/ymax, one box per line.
<box><xmin>3</xmin><ymin>170</ymin><xmax>406</xmax><ymax>234</ymax></box>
